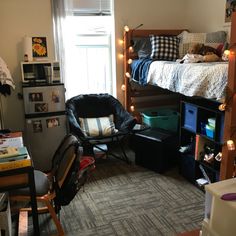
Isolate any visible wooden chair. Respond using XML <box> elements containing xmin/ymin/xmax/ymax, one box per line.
<box><xmin>10</xmin><ymin>134</ymin><xmax>82</xmax><ymax>236</ymax></box>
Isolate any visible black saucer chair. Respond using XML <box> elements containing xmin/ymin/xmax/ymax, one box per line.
<box><xmin>66</xmin><ymin>93</ymin><xmax>137</xmax><ymax>163</ymax></box>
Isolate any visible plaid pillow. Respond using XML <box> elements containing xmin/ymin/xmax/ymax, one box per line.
<box><xmin>150</xmin><ymin>35</ymin><xmax>179</xmax><ymax>61</ymax></box>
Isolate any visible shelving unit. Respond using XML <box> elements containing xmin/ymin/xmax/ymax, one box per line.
<box><xmin>179</xmin><ymin>98</ymin><xmax>224</xmax><ymax>187</ymax></box>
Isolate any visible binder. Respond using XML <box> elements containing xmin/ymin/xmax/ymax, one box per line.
<box><xmin>0</xmin><ymin>155</ymin><xmax>31</xmax><ymax>171</ymax></box>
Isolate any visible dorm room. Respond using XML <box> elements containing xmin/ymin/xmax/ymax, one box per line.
<box><xmin>1</xmin><ymin>0</ymin><xmax>236</xmax><ymax>235</ymax></box>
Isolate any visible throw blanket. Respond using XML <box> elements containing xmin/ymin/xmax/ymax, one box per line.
<box><xmin>145</xmin><ymin>61</ymin><xmax>228</xmax><ymax>101</ymax></box>
<box><xmin>131</xmin><ymin>59</ymin><xmax>153</xmax><ymax>85</ymax></box>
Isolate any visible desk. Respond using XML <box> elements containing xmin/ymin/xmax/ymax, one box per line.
<box><xmin>0</xmin><ymin>166</ymin><xmax>40</xmax><ymax>235</ymax></box>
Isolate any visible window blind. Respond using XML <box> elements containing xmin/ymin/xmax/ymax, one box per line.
<box><xmin>72</xmin><ymin>0</ymin><xmax>111</xmax><ymax>16</ymax></box>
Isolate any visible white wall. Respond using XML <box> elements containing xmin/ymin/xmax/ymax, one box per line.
<box><xmin>114</xmin><ymin>0</ymin><xmax>187</xmax><ymax>104</ymax></box>
<box><xmin>185</xmin><ymin>0</ymin><xmax>228</xmax><ymax>32</ymax></box>
<box><xmin>0</xmin><ymin>0</ymin><xmax>230</xmax><ymax>131</ymax></box>
<box><xmin>0</xmin><ymin>0</ymin><xmax>54</xmax><ymax>132</ymax></box>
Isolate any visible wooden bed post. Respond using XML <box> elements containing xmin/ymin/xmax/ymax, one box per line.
<box><xmin>220</xmin><ymin>12</ymin><xmax>236</xmax><ymax>180</ymax></box>
<box><xmin>123</xmin><ymin>28</ymin><xmax>131</xmax><ymax>111</ymax></box>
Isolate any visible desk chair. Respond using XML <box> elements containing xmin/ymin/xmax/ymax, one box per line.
<box><xmin>66</xmin><ymin>93</ymin><xmax>137</xmax><ymax>163</ymax></box>
<box><xmin>10</xmin><ymin>134</ymin><xmax>89</xmax><ymax>236</ymax></box>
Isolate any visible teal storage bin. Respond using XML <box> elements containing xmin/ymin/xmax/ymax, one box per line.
<box><xmin>142</xmin><ymin>109</ymin><xmax>179</xmax><ymax>132</ymax></box>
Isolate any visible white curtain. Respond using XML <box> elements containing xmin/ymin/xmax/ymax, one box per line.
<box><xmin>51</xmin><ymin>0</ymin><xmax>73</xmax><ymax>84</ymax></box>
<box><xmin>51</xmin><ymin>0</ymin><xmax>114</xmax><ymax>99</ymax></box>
<box><xmin>51</xmin><ymin>0</ymin><xmax>111</xmax><ymax>83</ymax></box>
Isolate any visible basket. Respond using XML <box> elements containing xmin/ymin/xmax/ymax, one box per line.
<box><xmin>142</xmin><ymin>109</ymin><xmax>179</xmax><ymax>132</ymax></box>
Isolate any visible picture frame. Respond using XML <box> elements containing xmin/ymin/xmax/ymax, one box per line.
<box><xmin>46</xmin><ymin>118</ymin><xmax>60</xmax><ymax>128</ymax></box>
<box><xmin>225</xmin><ymin>0</ymin><xmax>236</xmax><ymax>23</ymax></box>
<box><xmin>33</xmin><ymin>120</ymin><xmax>43</xmax><ymax>133</ymax></box>
<box><xmin>32</xmin><ymin>37</ymin><xmax>48</xmax><ymax>59</ymax></box>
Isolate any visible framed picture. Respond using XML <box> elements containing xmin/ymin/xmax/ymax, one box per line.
<box><xmin>29</xmin><ymin>92</ymin><xmax>43</xmax><ymax>102</ymax></box>
<box><xmin>46</xmin><ymin>118</ymin><xmax>60</xmax><ymax>128</ymax></box>
<box><xmin>225</xmin><ymin>0</ymin><xmax>236</xmax><ymax>22</ymax></box>
<box><xmin>35</xmin><ymin>103</ymin><xmax>48</xmax><ymax>113</ymax></box>
<box><xmin>32</xmin><ymin>37</ymin><xmax>48</xmax><ymax>58</ymax></box>
<box><xmin>33</xmin><ymin>120</ymin><xmax>43</xmax><ymax>133</ymax></box>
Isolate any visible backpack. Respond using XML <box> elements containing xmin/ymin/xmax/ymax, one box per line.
<box><xmin>51</xmin><ymin>134</ymin><xmax>95</xmax><ymax>207</ymax></box>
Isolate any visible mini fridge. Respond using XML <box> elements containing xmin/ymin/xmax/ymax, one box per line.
<box><xmin>23</xmin><ymin>84</ymin><xmax>67</xmax><ymax>171</ymax></box>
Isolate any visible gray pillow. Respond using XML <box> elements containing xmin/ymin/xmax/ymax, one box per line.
<box><xmin>132</xmin><ymin>37</ymin><xmax>152</xmax><ymax>58</ymax></box>
<box><xmin>205</xmin><ymin>31</ymin><xmax>227</xmax><ymax>43</ymax></box>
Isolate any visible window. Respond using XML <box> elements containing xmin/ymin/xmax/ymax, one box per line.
<box><xmin>63</xmin><ymin>0</ymin><xmax>115</xmax><ymax>99</ymax></box>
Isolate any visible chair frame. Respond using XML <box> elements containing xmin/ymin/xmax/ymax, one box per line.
<box><xmin>66</xmin><ymin>93</ymin><xmax>137</xmax><ymax>163</ymax></box>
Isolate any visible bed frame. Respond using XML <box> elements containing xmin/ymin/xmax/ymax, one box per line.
<box><xmin>220</xmin><ymin>12</ymin><xmax>236</xmax><ymax>180</ymax></box>
<box><xmin>123</xmin><ymin>29</ymin><xmax>186</xmax><ymax>120</ymax></box>
<box><xmin>123</xmin><ymin>13</ymin><xmax>236</xmax><ymax>180</ymax></box>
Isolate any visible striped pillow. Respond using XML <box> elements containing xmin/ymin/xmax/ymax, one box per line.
<box><xmin>79</xmin><ymin>115</ymin><xmax>118</xmax><ymax>137</ymax></box>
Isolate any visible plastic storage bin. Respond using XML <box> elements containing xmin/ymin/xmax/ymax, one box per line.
<box><xmin>183</xmin><ymin>103</ymin><xmax>198</xmax><ymax>132</ymax></box>
<box><xmin>142</xmin><ymin>108</ymin><xmax>179</xmax><ymax>132</ymax></box>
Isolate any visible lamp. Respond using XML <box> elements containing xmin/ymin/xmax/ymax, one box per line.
<box><xmin>0</xmin><ymin>57</ymin><xmax>15</xmax><ymax>129</ymax></box>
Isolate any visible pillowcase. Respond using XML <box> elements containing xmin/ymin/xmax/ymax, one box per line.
<box><xmin>132</xmin><ymin>37</ymin><xmax>152</xmax><ymax>58</ymax></box>
<box><xmin>150</xmin><ymin>35</ymin><xmax>179</xmax><ymax>61</ymax></box>
<box><xmin>177</xmin><ymin>30</ymin><xmax>227</xmax><ymax>58</ymax></box>
<box><xmin>79</xmin><ymin>115</ymin><xmax>118</xmax><ymax>137</ymax></box>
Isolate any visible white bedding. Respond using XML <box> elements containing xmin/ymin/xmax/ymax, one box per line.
<box><xmin>146</xmin><ymin>61</ymin><xmax>228</xmax><ymax>101</ymax></box>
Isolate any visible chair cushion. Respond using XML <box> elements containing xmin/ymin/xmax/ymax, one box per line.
<box><xmin>79</xmin><ymin>115</ymin><xmax>118</xmax><ymax>137</ymax></box>
<box><xmin>10</xmin><ymin>170</ymin><xmax>50</xmax><ymax>196</ymax></box>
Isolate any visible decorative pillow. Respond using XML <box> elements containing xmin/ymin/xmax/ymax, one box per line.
<box><xmin>177</xmin><ymin>30</ymin><xmax>227</xmax><ymax>58</ymax></box>
<box><xmin>132</xmin><ymin>37</ymin><xmax>152</xmax><ymax>58</ymax></box>
<box><xmin>79</xmin><ymin>115</ymin><xmax>118</xmax><ymax>137</ymax></box>
<box><xmin>150</xmin><ymin>35</ymin><xmax>179</xmax><ymax>61</ymax></box>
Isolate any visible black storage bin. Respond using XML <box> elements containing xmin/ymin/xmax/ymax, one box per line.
<box><xmin>179</xmin><ymin>154</ymin><xmax>201</xmax><ymax>183</ymax></box>
<box><xmin>130</xmin><ymin>128</ymin><xmax>179</xmax><ymax>173</ymax></box>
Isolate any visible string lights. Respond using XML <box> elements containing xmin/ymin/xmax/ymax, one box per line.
<box><xmin>121</xmin><ymin>24</ymin><xmax>143</xmax><ymax>112</ymax></box>
<box><xmin>125</xmin><ymin>72</ymin><xmax>131</xmax><ymax>78</ymax></box>
<box><xmin>227</xmin><ymin>140</ymin><xmax>235</xmax><ymax>151</ymax></box>
<box><xmin>121</xmin><ymin>84</ymin><xmax>126</xmax><ymax>91</ymax></box>
<box><xmin>130</xmin><ymin>105</ymin><xmax>135</xmax><ymax>112</ymax></box>
<box><xmin>219</xmin><ymin>44</ymin><xmax>236</xmax><ymax>154</ymax></box>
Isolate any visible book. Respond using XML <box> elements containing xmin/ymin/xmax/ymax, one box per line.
<box><xmin>0</xmin><ymin>154</ymin><xmax>28</xmax><ymax>163</ymax></box>
<box><xmin>0</xmin><ymin>146</ymin><xmax>28</xmax><ymax>160</ymax></box>
<box><xmin>194</xmin><ymin>135</ymin><xmax>211</xmax><ymax>161</ymax></box>
<box><xmin>0</xmin><ymin>132</ymin><xmax>23</xmax><ymax>149</ymax></box>
<box><xmin>0</xmin><ymin>155</ymin><xmax>31</xmax><ymax>171</ymax></box>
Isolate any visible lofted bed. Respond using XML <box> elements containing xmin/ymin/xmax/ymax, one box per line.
<box><xmin>123</xmin><ymin>13</ymin><xmax>236</xmax><ymax>180</ymax></box>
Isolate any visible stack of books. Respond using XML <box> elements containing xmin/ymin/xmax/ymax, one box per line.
<box><xmin>0</xmin><ymin>146</ymin><xmax>31</xmax><ymax>171</ymax></box>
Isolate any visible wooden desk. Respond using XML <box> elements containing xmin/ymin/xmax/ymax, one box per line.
<box><xmin>0</xmin><ymin>166</ymin><xmax>40</xmax><ymax>235</ymax></box>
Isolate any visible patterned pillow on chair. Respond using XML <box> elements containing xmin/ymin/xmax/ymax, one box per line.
<box><xmin>79</xmin><ymin>115</ymin><xmax>118</xmax><ymax>137</ymax></box>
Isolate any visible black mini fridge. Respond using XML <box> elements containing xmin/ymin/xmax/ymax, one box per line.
<box><xmin>23</xmin><ymin>84</ymin><xmax>67</xmax><ymax>172</ymax></box>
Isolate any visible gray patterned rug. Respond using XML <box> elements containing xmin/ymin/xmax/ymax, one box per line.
<box><xmin>13</xmin><ymin>151</ymin><xmax>205</xmax><ymax>236</ymax></box>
